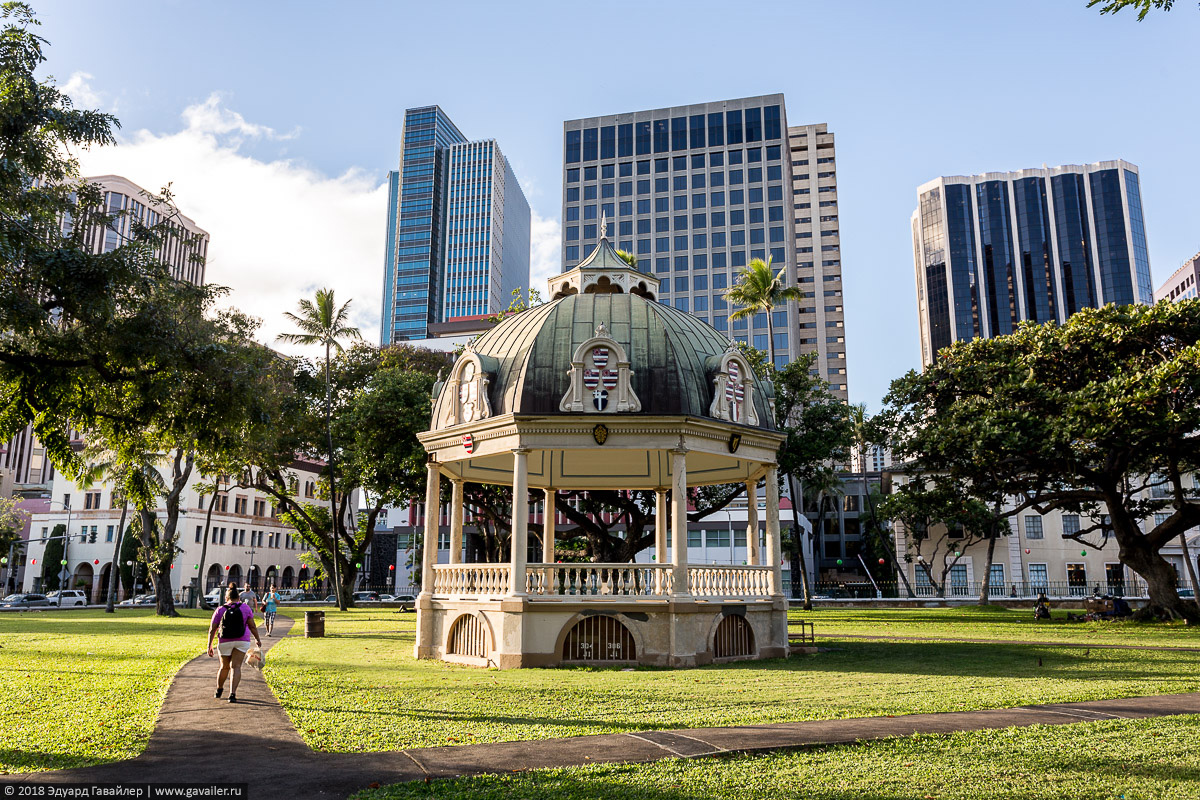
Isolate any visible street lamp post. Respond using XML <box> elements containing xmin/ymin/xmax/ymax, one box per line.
<box><xmin>244</xmin><ymin>545</ymin><xmax>258</xmax><ymax>591</ymax></box>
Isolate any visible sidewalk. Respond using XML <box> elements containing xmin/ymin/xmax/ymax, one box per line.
<box><xmin>9</xmin><ymin>616</ymin><xmax>1200</xmax><ymax>799</ymax></box>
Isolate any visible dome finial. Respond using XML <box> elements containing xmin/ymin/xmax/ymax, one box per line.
<box><xmin>599</xmin><ymin>211</ymin><xmax>608</xmax><ymax>240</ymax></box>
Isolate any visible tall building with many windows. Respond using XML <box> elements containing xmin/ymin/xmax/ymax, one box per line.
<box><xmin>561</xmin><ymin>97</ymin><xmax>849</xmax><ymax>398</ymax></box>
<box><xmin>381</xmin><ymin>106</ymin><xmax>531</xmax><ymax>345</ymax></box>
<box><xmin>912</xmin><ymin>160</ymin><xmax>1153</xmax><ymax>365</ymax></box>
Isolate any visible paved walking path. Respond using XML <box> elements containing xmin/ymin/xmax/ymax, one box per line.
<box><xmin>9</xmin><ymin>616</ymin><xmax>1200</xmax><ymax>799</ymax></box>
<box><xmin>818</xmin><ymin>632</ymin><xmax>1200</xmax><ymax>651</ymax></box>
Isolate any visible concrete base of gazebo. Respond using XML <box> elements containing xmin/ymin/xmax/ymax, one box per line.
<box><xmin>417</xmin><ymin>587</ymin><xmax>792</xmax><ymax>671</ymax></box>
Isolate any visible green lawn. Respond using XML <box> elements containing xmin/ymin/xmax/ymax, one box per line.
<box><xmin>351</xmin><ymin>715</ymin><xmax>1200</xmax><ymax>800</ymax></box>
<box><xmin>0</xmin><ymin>609</ymin><xmax>212</xmax><ymax>773</ymax></box>
<box><xmin>264</xmin><ymin>608</ymin><xmax>1200</xmax><ymax>754</ymax></box>
<box><xmin>789</xmin><ymin>606</ymin><xmax>1200</xmax><ymax>647</ymax></box>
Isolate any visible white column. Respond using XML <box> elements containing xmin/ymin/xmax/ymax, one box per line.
<box><xmin>449</xmin><ymin>480</ymin><xmax>464</xmax><ymax>565</ymax></box>
<box><xmin>671</xmin><ymin>449</ymin><xmax>690</xmax><ymax>597</ymax></box>
<box><xmin>542</xmin><ymin>488</ymin><xmax>556</xmax><ymax>564</ymax></box>
<box><xmin>420</xmin><ymin>463</ymin><xmax>441</xmax><ymax>597</ymax></box>
<box><xmin>746</xmin><ymin>479</ymin><xmax>760</xmax><ymax>566</ymax></box>
<box><xmin>765</xmin><ymin>464</ymin><xmax>782</xmax><ymax>596</ymax></box>
<box><xmin>509</xmin><ymin>449</ymin><xmax>529</xmax><ymax>596</ymax></box>
<box><xmin>655</xmin><ymin>489</ymin><xmax>668</xmax><ymax>564</ymax></box>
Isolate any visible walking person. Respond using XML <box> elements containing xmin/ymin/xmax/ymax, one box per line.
<box><xmin>206</xmin><ymin>586</ymin><xmax>262</xmax><ymax>703</ymax></box>
<box><xmin>261</xmin><ymin>583</ymin><xmax>281</xmax><ymax>637</ymax></box>
<box><xmin>239</xmin><ymin>582</ymin><xmax>259</xmax><ymax>614</ymax></box>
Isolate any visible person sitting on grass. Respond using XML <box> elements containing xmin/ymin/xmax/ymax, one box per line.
<box><xmin>207</xmin><ymin>586</ymin><xmax>262</xmax><ymax>703</ymax></box>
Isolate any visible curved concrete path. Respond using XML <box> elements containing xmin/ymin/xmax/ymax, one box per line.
<box><xmin>7</xmin><ymin>616</ymin><xmax>1200</xmax><ymax>799</ymax></box>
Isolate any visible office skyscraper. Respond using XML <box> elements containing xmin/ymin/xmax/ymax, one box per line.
<box><xmin>382</xmin><ymin>106</ymin><xmax>531</xmax><ymax>345</ymax></box>
<box><xmin>912</xmin><ymin>160</ymin><xmax>1153</xmax><ymax>365</ymax></box>
<box><xmin>561</xmin><ymin>96</ymin><xmax>849</xmax><ymax>399</ymax></box>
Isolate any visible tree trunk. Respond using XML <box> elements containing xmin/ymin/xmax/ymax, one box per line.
<box><xmin>1180</xmin><ymin>533</ymin><xmax>1200</xmax><ymax>615</ymax></box>
<box><xmin>195</xmin><ymin>489</ymin><xmax>220</xmax><ymax>610</ymax></box>
<box><xmin>325</xmin><ymin>341</ymin><xmax>345</xmax><ymax>611</ymax></box>
<box><xmin>978</xmin><ymin>533</ymin><xmax>998</xmax><ymax>606</ymax></box>
<box><xmin>1120</xmin><ymin>535</ymin><xmax>1199</xmax><ymax>622</ymax></box>
<box><xmin>766</xmin><ymin>311</ymin><xmax>775</xmax><ymax>368</ymax></box>
<box><xmin>785</xmin><ymin>473</ymin><xmax>812</xmax><ymax>610</ymax></box>
<box><xmin>104</xmin><ymin>499</ymin><xmax>129</xmax><ymax>613</ymax></box>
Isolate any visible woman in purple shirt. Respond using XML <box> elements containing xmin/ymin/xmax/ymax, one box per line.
<box><xmin>206</xmin><ymin>586</ymin><xmax>262</xmax><ymax>703</ymax></box>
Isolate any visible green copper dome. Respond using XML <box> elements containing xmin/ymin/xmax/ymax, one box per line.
<box><xmin>432</xmin><ymin>292</ymin><xmax>775</xmax><ymax>429</ymax></box>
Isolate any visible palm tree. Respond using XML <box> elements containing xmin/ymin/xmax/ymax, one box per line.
<box><xmin>277</xmin><ymin>289</ymin><xmax>361</xmax><ymax>611</ymax></box>
<box><xmin>725</xmin><ymin>256</ymin><xmax>804</xmax><ymax>367</ymax></box>
<box><xmin>79</xmin><ymin>446</ymin><xmax>165</xmax><ymax>612</ymax></box>
<box><xmin>615</xmin><ymin>250</ymin><xmax>638</xmax><ymax>269</ymax></box>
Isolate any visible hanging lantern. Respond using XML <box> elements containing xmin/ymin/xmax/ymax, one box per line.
<box><xmin>878</xmin><ymin>558</ymin><xmax>885</xmax><ymax>565</ymax></box>
<box><xmin>194</xmin><ymin>565</ymin><xmax>200</xmax><ymax>570</ymax></box>
<box><xmin>60</xmin><ymin>559</ymin><xmax>67</xmax><ymax>565</ymax></box>
<box><xmin>224</xmin><ymin>565</ymin><xmax>230</xmax><ymax>571</ymax></box>
<box><xmin>170</xmin><ymin>564</ymin><xmax>175</xmax><ymax>570</ymax></box>
<box><xmin>954</xmin><ymin>551</ymin><xmax>961</xmax><ymax>557</ymax></box>
<box><xmin>1080</xmin><ymin>550</ymin><xmax>1087</xmax><ymax>556</ymax></box>
<box><xmin>0</xmin><ymin>556</ymin><xmax>7</xmax><ymax>565</ymax></box>
<box><xmin>93</xmin><ymin>559</ymin><xmax>99</xmax><ymax>565</ymax></box>
<box><xmin>355</xmin><ymin>562</ymin><xmax>363</xmax><ymax>569</ymax></box>
<box><xmin>836</xmin><ymin>558</ymin><xmax>843</xmax><ymax>566</ymax></box>
<box><xmin>1025</xmin><ymin>549</ymin><xmax>1031</xmax><ymax>554</ymax></box>
<box><xmin>31</xmin><ymin>558</ymin><xmax>37</xmax><ymax>566</ymax></box>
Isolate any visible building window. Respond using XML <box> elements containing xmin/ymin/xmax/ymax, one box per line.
<box><xmin>687</xmin><ymin>529</ymin><xmax>702</xmax><ymax>548</ymax></box>
<box><xmin>1024</xmin><ymin>516</ymin><xmax>1043</xmax><ymax>539</ymax></box>
<box><xmin>706</xmin><ymin>528</ymin><xmax>731</xmax><ymax>548</ymax></box>
<box><xmin>1028</xmin><ymin>563</ymin><xmax>1048</xmax><ymax>591</ymax></box>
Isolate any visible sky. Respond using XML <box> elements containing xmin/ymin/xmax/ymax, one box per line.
<box><xmin>38</xmin><ymin>0</ymin><xmax>1200</xmax><ymax>412</ymax></box>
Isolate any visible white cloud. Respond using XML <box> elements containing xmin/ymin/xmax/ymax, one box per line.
<box><xmin>529</xmin><ymin>211</ymin><xmax>561</xmax><ymax>299</ymax></box>
<box><xmin>77</xmin><ymin>96</ymin><xmax>386</xmax><ymax>352</ymax></box>
<box><xmin>62</xmin><ymin>71</ymin><xmax>111</xmax><ymax>112</ymax></box>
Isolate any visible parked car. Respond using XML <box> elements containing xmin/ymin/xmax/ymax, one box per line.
<box><xmin>378</xmin><ymin>594</ymin><xmax>395</xmax><ymax>602</ymax></box>
<box><xmin>394</xmin><ymin>594</ymin><xmax>416</xmax><ymax>605</ymax></box>
<box><xmin>323</xmin><ymin>595</ymin><xmax>337</xmax><ymax>603</ymax></box>
<box><xmin>276</xmin><ymin>589</ymin><xmax>309</xmax><ymax>602</ymax></box>
<box><xmin>353</xmin><ymin>591</ymin><xmax>380</xmax><ymax>602</ymax></box>
<box><xmin>44</xmin><ymin>590</ymin><xmax>87</xmax><ymax>606</ymax></box>
<box><xmin>203</xmin><ymin>588</ymin><xmax>224</xmax><ymax>605</ymax></box>
<box><xmin>118</xmin><ymin>594</ymin><xmax>156</xmax><ymax>606</ymax></box>
<box><xmin>0</xmin><ymin>593</ymin><xmax>50</xmax><ymax>608</ymax></box>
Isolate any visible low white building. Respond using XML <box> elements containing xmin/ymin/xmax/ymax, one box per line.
<box><xmin>25</xmin><ymin>459</ymin><xmax>329</xmax><ymax>603</ymax></box>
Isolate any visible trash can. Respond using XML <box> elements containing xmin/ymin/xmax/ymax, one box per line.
<box><xmin>305</xmin><ymin>610</ymin><xmax>325</xmax><ymax>638</ymax></box>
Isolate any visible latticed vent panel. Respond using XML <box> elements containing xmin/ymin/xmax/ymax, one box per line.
<box><xmin>447</xmin><ymin>614</ymin><xmax>490</xmax><ymax>658</ymax></box>
<box><xmin>562</xmin><ymin>615</ymin><xmax>636</xmax><ymax>662</ymax></box>
<box><xmin>713</xmin><ymin>614</ymin><xmax>756</xmax><ymax>658</ymax></box>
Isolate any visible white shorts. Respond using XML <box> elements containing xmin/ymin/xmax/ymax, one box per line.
<box><xmin>218</xmin><ymin>640</ymin><xmax>253</xmax><ymax>656</ymax></box>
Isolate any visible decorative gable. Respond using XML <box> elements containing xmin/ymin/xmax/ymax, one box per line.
<box><xmin>559</xmin><ymin>323</ymin><xmax>641</xmax><ymax>414</ymax></box>
<box><xmin>439</xmin><ymin>345</ymin><xmax>493</xmax><ymax>428</ymax></box>
<box><xmin>708</xmin><ymin>345</ymin><xmax>759</xmax><ymax>426</ymax></box>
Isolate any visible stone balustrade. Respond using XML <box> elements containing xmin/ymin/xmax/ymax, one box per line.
<box><xmin>431</xmin><ymin>563</ymin><xmax>510</xmax><ymax>597</ymax></box>
<box><xmin>688</xmin><ymin>564</ymin><xmax>773</xmax><ymax>597</ymax></box>
<box><xmin>525</xmin><ymin>563</ymin><xmax>674</xmax><ymax>597</ymax></box>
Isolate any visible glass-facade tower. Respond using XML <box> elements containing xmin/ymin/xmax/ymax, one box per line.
<box><xmin>561</xmin><ymin>96</ymin><xmax>849</xmax><ymax>399</ymax></box>
<box><xmin>912</xmin><ymin>160</ymin><xmax>1153</xmax><ymax>366</ymax></box>
<box><xmin>382</xmin><ymin>106</ymin><xmax>530</xmax><ymax>344</ymax></box>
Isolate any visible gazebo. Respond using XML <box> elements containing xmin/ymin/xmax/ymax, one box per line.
<box><xmin>414</xmin><ymin>230</ymin><xmax>787</xmax><ymax>668</ymax></box>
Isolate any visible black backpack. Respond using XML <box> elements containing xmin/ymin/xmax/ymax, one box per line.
<box><xmin>220</xmin><ymin>602</ymin><xmax>246</xmax><ymax>639</ymax></box>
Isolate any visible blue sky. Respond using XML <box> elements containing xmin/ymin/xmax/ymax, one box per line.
<box><xmin>39</xmin><ymin>0</ymin><xmax>1200</xmax><ymax>411</ymax></box>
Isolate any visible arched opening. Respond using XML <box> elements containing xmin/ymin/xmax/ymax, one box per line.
<box><xmin>205</xmin><ymin>564</ymin><xmax>223</xmax><ymax>592</ymax></box>
<box><xmin>263</xmin><ymin>565</ymin><xmax>277</xmax><ymax>591</ymax></box>
<box><xmin>583</xmin><ymin>276</ymin><xmax>623</xmax><ymax>295</ymax></box>
<box><xmin>298</xmin><ymin>567</ymin><xmax>310</xmax><ymax>589</ymax></box>
<box><xmin>282</xmin><ymin>566</ymin><xmax>295</xmax><ymax>589</ymax></box>
<box><xmin>630</xmin><ymin>282</ymin><xmax>656</xmax><ymax>301</ymax></box>
<box><xmin>249</xmin><ymin>565</ymin><xmax>261</xmax><ymax>591</ymax></box>
<box><xmin>551</xmin><ymin>282</ymin><xmax>579</xmax><ymax>300</ymax></box>
<box><xmin>228</xmin><ymin>564</ymin><xmax>242</xmax><ymax>586</ymax></box>
<box><xmin>98</xmin><ymin>562</ymin><xmax>113</xmax><ymax>604</ymax></box>
<box><xmin>72</xmin><ymin>562</ymin><xmax>94</xmax><ymax>603</ymax></box>
<box><xmin>561</xmin><ymin>615</ymin><xmax>636</xmax><ymax>663</ymax></box>
<box><xmin>446</xmin><ymin>614</ymin><xmax>491</xmax><ymax>659</ymax></box>
<box><xmin>713</xmin><ymin>614</ymin><xmax>756</xmax><ymax>659</ymax></box>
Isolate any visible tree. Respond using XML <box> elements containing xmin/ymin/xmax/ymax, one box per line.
<box><xmin>39</xmin><ymin>524</ymin><xmax>64</xmax><ymax>591</ymax></box>
<box><xmin>879</xmin><ymin>301</ymin><xmax>1200</xmax><ymax>621</ymax></box>
<box><xmin>725</xmin><ymin>256</ymin><xmax>804</xmax><ymax>368</ymax></box>
<box><xmin>0</xmin><ymin>4</ymin><xmax>217</xmax><ymax>476</ymax></box>
<box><xmin>771</xmin><ymin>354</ymin><xmax>853</xmax><ymax>608</ymax></box>
<box><xmin>615</xmin><ymin>250</ymin><xmax>638</xmax><ymax>269</ymax></box>
<box><xmin>277</xmin><ymin>288</ymin><xmax>362</xmax><ymax>610</ymax></box>
<box><xmin>1086</xmin><ymin>0</ymin><xmax>1187</xmax><ymax>20</ymax></box>
<box><xmin>848</xmin><ymin>405</ymin><xmax>916</xmax><ymax>598</ymax></box>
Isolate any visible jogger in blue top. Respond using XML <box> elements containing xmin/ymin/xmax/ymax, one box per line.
<box><xmin>262</xmin><ymin>584</ymin><xmax>280</xmax><ymax>636</ymax></box>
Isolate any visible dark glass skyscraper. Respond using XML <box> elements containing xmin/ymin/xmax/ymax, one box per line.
<box><xmin>912</xmin><ymin>160</ymin><xmax>1152</xmax><ymax>365</ymax></box>
<box><xmin>382</xmin><ymin>106</ymin><xmax>530</xmax><ymax>344</ymax></box>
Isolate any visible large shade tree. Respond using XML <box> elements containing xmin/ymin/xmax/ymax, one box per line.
<box><xmin>880</xmin><ymin>301</ymin><xmax>1200</xmax><ymax>622</ymax></box>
